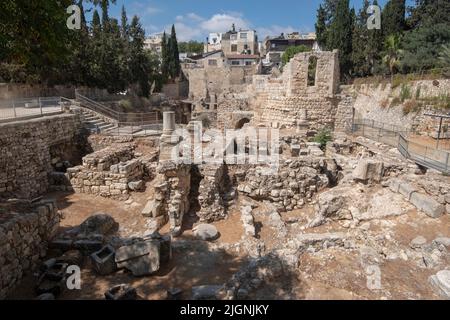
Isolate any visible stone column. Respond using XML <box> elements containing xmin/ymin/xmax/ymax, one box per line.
<box><xmin>159</xmin><ymin>111</ymin><xmax>179</xmax><ymax>162</ymax></box>
<box><xmin>162</xmin><ymin>111</ymin><xmax>175</xmax><ymax>135</ymax></box>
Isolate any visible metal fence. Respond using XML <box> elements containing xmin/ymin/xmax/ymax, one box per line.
<box><xmin>75</xmin><ymin>92</ymin><xmax>160</xmax><ymax>125</ymax></box>
<box><xmin>0</xmin><ymin>96</ymin><xmax>64</xmax><ymax>121</ymax></box>
<box><xmin>352</xmin><ymin>119</ymin><xmax>450</xmax><ymax>174</ymax></box>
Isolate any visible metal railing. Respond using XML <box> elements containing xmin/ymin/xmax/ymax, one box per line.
<box><xmin>75</xmin><ymin>91</ymin><xmax>162</xmax><ymax>135</ymax></box>
<box><xmin>352</xmin><ymin>119</ymin><xmax>450</xmax><ymax>174</ymax></box>
<box><xmin>0</xmin><ymin>96</ymin><xmax>64</xmax><ymax>121</ymax></box>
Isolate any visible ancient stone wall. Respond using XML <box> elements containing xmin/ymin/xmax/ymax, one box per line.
<box><xmin>66</xmin><ymin>144</ymin><xmax>145</xmax><ymax>199</ymax></box>
<box><xmin>0</xmin><ymin>114</ymin><xmax>83</xmax><ymax>199</ymax></box>
<box><xmin>184</xmin><ymin>65</ymin><xmax>258</xmax><ymax>102</ymax></box>
<box><xmin>237</xmin><ymin>157</ymin><xmax>340</xmax><ymax>212</ymax></box>
<box><xmin>344</xmin><ymin>79</ymin><xmax>450</xmax><ymax>136</ymax></box>
<box><xmin>144</xmin><ymin>162</ymin><xmax>191</xmax><ymax>236</ymax></box>
<box><xmin>253</xmin><ymin>50</ymin><xmax>340</xmax><ymax>129</ymax></box>
<box><xmin>0</xmin><ymin>200</ymin><xmax>60</xmax><ymax>299</ymax></box>
<box><xmin>197</xmin><ymin>163</ymin><xmax>234</xmax><ymax>222</ymax></box>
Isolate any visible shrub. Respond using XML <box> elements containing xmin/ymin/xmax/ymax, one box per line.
<box><xmin>402</xmin><ymin>99</ymin><xmax>421</xmax><ymax>115</ymax></box>
<box><xmin>118</xmin><ymin>99</ymin><xmax>132</xmax><ymax>111</ymax></box>
<box><xmin>399</xmin><ymin>84</ymin><xmax>412</xmax><ymax>102</ymax></box>
<box><xmin>313</xmin><ymin>128</ymin><xmax>332</xmax><ymax>150</ymax></box>
<box><xmin>380</xmin><ymin>98</ymin><xmax>390</xmax><ymax>108</ymax></box>
<box><xmin>415</xmin><ymin>85</ymin><xmax>421</xmax><ymax>100</ymax></box>
<box><xmin>390</xmin><ymin>97</ymin><xmax>401</xmax><ymax>107</ymax></box>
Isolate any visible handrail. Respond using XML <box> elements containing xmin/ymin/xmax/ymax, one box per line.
<box><xmin>74</xmin><ymin>91</ymin><xmax>161</xmax><ymax>126</ymax></box>
<box><xmin>352</xmin><ymin>119</ymin><xmax>450</xmax><ymax>174</ymax></box>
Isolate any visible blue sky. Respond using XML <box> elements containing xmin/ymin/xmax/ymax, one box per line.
<box><xmin>90</xmin><ymin>0</ymin><xmax>401</xmax><ymax>41</ymax></box>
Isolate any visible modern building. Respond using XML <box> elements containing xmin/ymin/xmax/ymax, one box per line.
<box><xmin>221</xmin><ymin>27</ymin><xmax>259</xmax><ymax>56</ymax></box>
<box><xmin>204</xmin><ymin>32</ymin><xmax>223</xmax><ymax>53</ymax></box>
<box><xmin>226</xmin><ymin>54</ymin><xmax>260</xmax><ymax>66</ymax></box>
<box><xmin>144</xmin><ymin>33</ymin><xmax>164</xmax><ymax>55</ymax></box>
<box><xmin>263</xmin><ymin>32</ymin><xmax>319</xmax><ymax>67</ymax></box>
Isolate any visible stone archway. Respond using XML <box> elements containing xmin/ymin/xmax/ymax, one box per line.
<box><xmin>235</xmin><ymin>117</ymin><xmax>251</xmax><ymax>129</ymax></box>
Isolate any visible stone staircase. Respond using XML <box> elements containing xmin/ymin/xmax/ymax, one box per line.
<box><xmin>79</xmin><ymin>108</ymin><xmax>117</xmax><ymax>133</ymax></box>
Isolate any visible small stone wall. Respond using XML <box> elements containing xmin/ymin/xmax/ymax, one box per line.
<box><xmin>0</xmin><ymin>114</ymin><xmax>83</xmax><ymax>199</ymax></box>
<box><xmin>66</xmin><ymin>144</ymin><xmax>145</xmax><ymax>199</ymax></box>
<box><xmin>197</xmin><ymin>163</ymin><xmax>234</xmax><ymax>222</ymax></box>
<box><xmin>0</xmin><ymin>200</ymin><xmax>60</xmax><ymax>299</ymax></box>
<box><xmin>237</xmin><ymin>157</ymin><xmax>341</xmax><ymax>212</ymax></box>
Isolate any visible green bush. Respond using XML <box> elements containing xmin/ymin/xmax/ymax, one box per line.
<box><xmin>399</xmin><ymin>84</ymin><xmax>412</xmax><ymax>102</ymax></box>
<box><xmin>313</xmin><ymin>128</ymin><xmax>332</xmax><ymax>149</ymax></box>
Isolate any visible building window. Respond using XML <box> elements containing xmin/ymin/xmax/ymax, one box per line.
<box><xmin>231</xmin><ymin>44</ymin><xmax>238</xmax><ymax>52</ymax></box>
<box><xmin>208</xmin><ymin>59</ymin><xmax>217</xmax><ymax>66</ymax></box>
<box><xmin>230</xmin><ymin>34</ymin><xmax>237</xmax><ymax>40</ymax></box>
<box><xmin>240</xmin><ymin>32</ymin><xmax>248</xmax><ymax>39</ymax></box>
<box><xmin>307</xmin><ymin>56</ymin><xmax>318</xmax><ymax>86</ymax></box>
<box><xmin>231</xmin><ymin>60</ymin><xmax>240</xmax><ymax>65</ymax></box>
<box><xmin>245</xmin><ymin>61</ymin><xmax>252</xmax><ymax>66</ymax></box>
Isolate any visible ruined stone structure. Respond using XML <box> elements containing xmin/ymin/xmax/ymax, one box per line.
<box><xmin>238</xmin><ymin>157</ymin><xmax>340</xmax><ymax>212</ymax></box>
<box><xmin>197</xmin><ymin>163</ymin><xmax>234</xmax><ymax>222</ymax></box>
<box><xmin>0</xmin><ymin>200</ymin><xmax>60</xmax><ymax>298</ymax></box>
<box><xmin>253</xmin><ymin>50</ymin><xmax>340</xmax><ymax>129</ymax></box>
<box><xmin>66</xmin><ymin>144</ymin><xmax>145</xmax><ymax>199</ymax></box>
<box><xmin>0</xmin><ymin>114</ymin><xmax>83</xmax><ymax>199</ymax></box>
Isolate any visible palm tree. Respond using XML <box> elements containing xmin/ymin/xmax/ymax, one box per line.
<box><xmin>382</xmin><ymin>35</ymin><xmax>403</xmax><ymax>83</ymax></box>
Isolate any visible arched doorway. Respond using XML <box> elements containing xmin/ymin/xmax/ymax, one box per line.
<box><xmin>235</xmin><ymin>117</ymin><xmax>250</xmax><ymax>129</ymax></box>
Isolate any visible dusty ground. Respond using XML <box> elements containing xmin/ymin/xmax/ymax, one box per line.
<box><xmin>6</xmin><ymin>185</ymin><xmax>450</xmax><ymax>300</ymax></box>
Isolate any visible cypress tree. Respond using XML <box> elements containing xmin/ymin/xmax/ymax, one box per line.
<box><xmin>161</xmin><ymin>31</ymin><xmax>169</xmax><ymax>82</ymax></box>
<box><xmin>327</xmin><ymin>0</ymin><xmax>353</xmax><ymax>79</ymax></box>
<box><xmin>169</xmin><ymin>24</ymin><xmax>181</xmax><ymax>79</ymax></box>
<box><xmin>120</xmin><ymin>5</ymin><xmax>128</xmax><ymax>39</ymax></box>
<box><xmin>315</xmin><ymin>5</ymin><xmax>328</xmax><ymax>50</ymax></box>
<box><xmin>382</xmin><ymin>0</ymin><xmax>406</xmax><ymax>37</ymax></box>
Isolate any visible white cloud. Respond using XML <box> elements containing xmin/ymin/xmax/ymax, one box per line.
<box><xmin>256</xmin><ymin>25</ymin><xmax>297</xmax><ymax>40</ymax></box>
<box><xmin>149</xmin><ymin>11</ymin><xmax>306</xmax><ymax>42</ymax></box>
<box><xmin>200</xmin><ymin>13</ymin><xmax>250</xmax><ymax>33</ymax></box>
<box><xmin>186</xmin><ymin>13</ymin><xmax>204</xmax><ymax>22</ymax></box>
<box><xmin>145</xmin><ymin>6</ymin><xmax>162</xmax><ymax>15</ymax></box>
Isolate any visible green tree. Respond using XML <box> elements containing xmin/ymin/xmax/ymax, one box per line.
<box><xmin>168</xmin><ymin>24</ymin><xmax>181</xmax><ymax>79</ymax></box>
<box><xmin>315</xmin><ymin>5</ymin><xmax>328</xmax><ymax>50</ymax></box>
<box><xmin>382</xmin><ymin>0</ymin><xmax>406</xmax><ymax>37</ymax></box>
<box><xmin>161</xmin><ymin>32</ymin><xmax>169</xmax><ymax>82</ymax></box>
<box><xmin>120</xmin><ymin>5</ymin><xmax>128</xmax><ymax>39</ymax></box>
<box><xmin>281</xmin><ymin>45</ymin><xmax>311</xmax><ymax>65</ymax></box>
<box><xmin>327</xmin><ymin>0</ymin><xmax>353</xmax><ymax>79</ymax></box>
<box><xmin>178</xmin><ymin>41</ymin><xmax>204</xmax><ymax>55</ymax></box>
<box><xmin>382</xmin><ymin>34</ymin><xmax>403</xmax><ymax>81</ymax></box>
<box><xmin>129</xmin><ymin>15</ymin><xmax>150</xmax><ymax>96</ymax></box>
<box><xmin>351</xmin><ymin>0</ymin><xmax>372</xmax><ymax>77</ymax></box>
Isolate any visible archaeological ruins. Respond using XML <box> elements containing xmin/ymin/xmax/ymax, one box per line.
<box><xmin>0</xmin><ymin>48</ymin><xmax>449</xmax><ymax>301</ymax></box>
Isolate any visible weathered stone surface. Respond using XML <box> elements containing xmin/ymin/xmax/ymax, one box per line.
<box><xmin>105</xmin><ymin>284</ymin><xmax>137</xmax><ymax>300</ymax></box>
<box><xmin>57</xmin><ymin>250</ymin><xmax>84</xmax><ymax>266</ymax></box>
<box><xmin>191</xmin><ymin>285</ymin><xmax>223</xmax><ymax>300</ymax></box>
<box><xmin>91</xmin><ymin>245</ymin><xmax>117</xmax><ymax>275</ymax></box>
<box><xmin>241</xmin><ymin>206</ymin><xmax>256</xmax><ymax>237</ymax></box>
<box><xmin>79</xmin><ymin>213</ymin><xmax>119</xmax><ymax>235</ymax></box>
<box><xmin>0</xmin><ymin>114</ymin><xmax>83</xmax><ymax>199</ymax></box>
<box><xmin>193</xmin><ymin>224</ymin><xmax>219</xmax><ymax>241</ymax></box>
<box><xmin>398</xmin><ymin>183</ymin><xmax>417</xmax><ymax>201</ymax></box>
<box><xmin>409</xmin><ymin>192</ymin><xmax>445</xmax><ymax>218</ymax></box>
<box><xmin>296</xmin><ymin>232</ymin><xmax>346</xmax><ymax>251</ymax></box>
<box><xmin>410</xmin><ymin>236</ymin><xmax>427</xmax><ymax>249</ymax></box>
<box><xmin>0</xmin><ymin>200</ymin><xmax>60</xmax><ymax>299</ymax></box>
<box><xmin>429</xmin><ymin>270</ymin><xmax>450</xmax><ymax>299</ymax></box>
<box><xmin>352</xmin><ymin>159</ymin><xmax>383</xmax><ymax>183</ymax></box>
<box><xmin>115</xmin><ymin>241</ymin><xmax>160</xmax><ymax>276</ymax></box>
<box><xmin>128</xmin><ymin>180</ymin><xmax>144</xmax><ymax>191</ymax></box>
<box><xmin>36</xmin><ymin>293</ymin><xmax>55</xmax><ymax>300</ymax></box>
<box><xmin>142</xmin><ymin>199</ymin><xmax>164</xmax><ymax>218</ymax></box>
